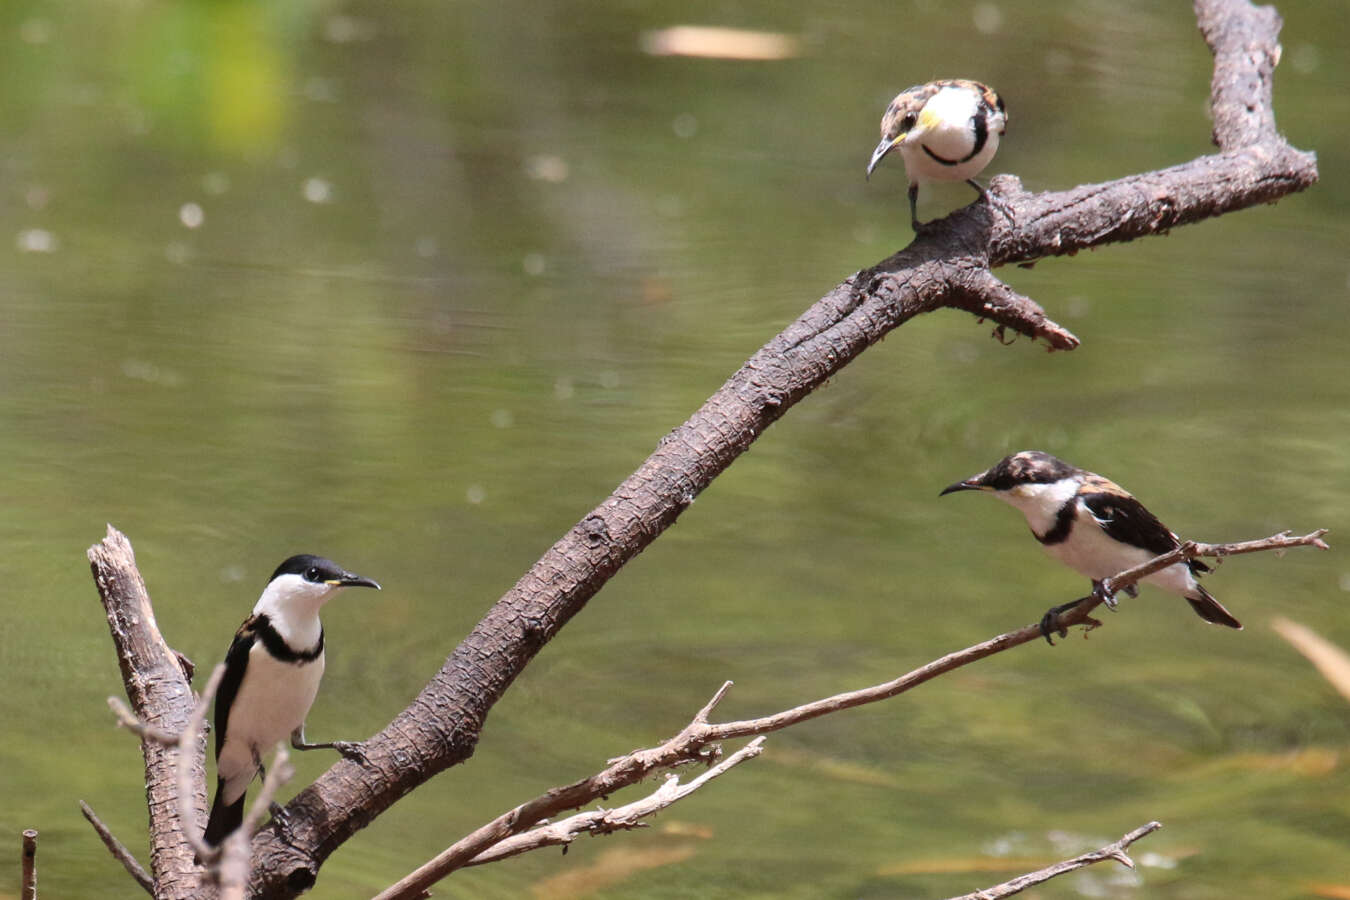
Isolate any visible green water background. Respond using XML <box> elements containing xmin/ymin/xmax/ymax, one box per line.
<box><xmin>1</xmin><ymin>1</ymin><xmax>1348</xmax><ymax>897</ymax></box>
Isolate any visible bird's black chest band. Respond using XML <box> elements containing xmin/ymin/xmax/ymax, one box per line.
<box><xmin>1035</xmin><ymin>501</ymin><xmax>1077</xmax><ymax>546</ymax></box>
<box><xmin>921</xmin><ymin>112</ymin><xmax>989</xmax><ymax>166</ymax></box>
<box><xmin>252</xmin><ymin>614</ymin><xmax>324</xmax><ymax>663</ymax></box>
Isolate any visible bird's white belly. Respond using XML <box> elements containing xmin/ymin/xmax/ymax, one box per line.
<box><xmin>902</xmin><ymin>123</ymin><xmax>1000</xmax><ymax>185</ymax></box>
<box><xmin>1042</xmin><ymin>512</ymin><xmax>1194</xmax><ymax>597</ymax></box>
<box><xmin>217</xmin><ymin>647</ymin><xmax>323</xmax><ymax>803</ymax></box>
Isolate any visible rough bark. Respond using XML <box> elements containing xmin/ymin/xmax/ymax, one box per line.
<box><xmin>90</xmin><ymin>527</ymin><xmax>207</xmax><ymax>899</ymax></box>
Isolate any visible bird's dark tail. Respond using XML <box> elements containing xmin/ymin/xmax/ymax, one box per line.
<box><xmin>204</xmin><ymin>778</ymin><xmax>245</xmax><ymax>846</ymax></box>
<box><xmin>1187</xmin><ymin>584</ymin><xmax>1243</xmax><ymax>630</ymax></box>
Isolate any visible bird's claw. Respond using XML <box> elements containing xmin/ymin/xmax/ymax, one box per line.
<box><xmin>983</xmin><ymin>191</ymin><xmax>1015</xmax><ymax>228</ymax></box>
<box><xmin>1091</xmin><ymin>581</ymin><xmax>1119</xmax><ymax>610</ymax></box>
<box><xmin>1039</xmin><ymin>596</ymin><xmax>1093</xmax><ymax>645</ymax></box>
<box><xmin>331</xmin><ymin>740</ymin><xmax>368</xmax><ymax>765</ymax></box>
<box><xmin>1039</xmin><ymin>609</ymin><xmax>1069</xmax><ymax>645</ymax></box>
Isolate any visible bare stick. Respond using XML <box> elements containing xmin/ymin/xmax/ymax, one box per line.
<box><xmin>21</xmin><ymin>829</ymin><xmax>37</xmax><ymax>900</ymax></box>
<box><xmin>177</xmin><ymin>665</ymin><xmax>226</xmax><ymax>864</ymax></box>
<box><xmin>374</xmin><ymin>739</ymin><xmax>764</xmax><ymax>899</ymax></box>
<box><xmin>466</xmin><ymin>737</ymin><xmax>766</xmax><ymax>867</ymax></box>
<box><xmin>217</xmin><ymin>745</ymin><xmax>296</xmax><ymax>900</ymax></box>
<box><xmin>374</xmin><ymin>678</ymin><xmax>739</xmax><ymax>900</ymax></box>
<box><xmin>79</xmin><ymin>803</ymin><xmax>153</xmax><ymax>895</ymax></box>
<box><xmin>107</xmin><ymin>697</ymin><xmax>179</xmax><ymax>745</ymax></box>
<box><xmin>102</xmin><ymin>664</ymin><xmax>224</xmax><ymax>886</ymax></box>
<box><xmin>942</xmin><ymin>821</ymin><xmax>1162</xmax><ymax>900</ymax></box>
<box><xmin>1102</xmin><ymin>530</ymin><xmax>1329</xmax><ymax>597</ymax></box>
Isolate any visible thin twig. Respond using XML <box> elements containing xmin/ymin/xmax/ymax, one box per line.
<box><xmin>217</xmin><ymin>746</ymin><xmax>295</xmax><ymax>900</ymax></box>
<box><xmin>177</xmin><ymin>664</ymin><xmax>226</xmax><ymax>864</ymax></box>
<box><xmin>374</xmin><ymin>737</ymin><xmax>764</xmax><ymax>898</ymax></box>
<box><xmin>466</xmin><ymin>738</ymin><xmax>766</xmax><ymax>866</ymax></box>
<box><xmin>1101</xmin><ymin>530</ymin><xmax>1330</xmax><ymax>598</ymax></box>
<box><xmin>79</xmin><ymin>803</ymin><xmax>153</xmax><ymax>895</ymax></box>
<box><xmin>942</xmin><ymin>821</ymin><xmax>1163</xmax><ymax>900</ymax></box>
<box><xmin>105</xmin><ymin>663</ymin><xmax>226</xmax><ymax>866</ymax></box>
<box><xmin>21</xmin><ymin>829</ymin><xmax>38</xmax><ymax>900</ymax></box>
<box><xmin>108</xmin><ymin>696</ymin><xmax>179</xmax><ymax>745</ymax></box>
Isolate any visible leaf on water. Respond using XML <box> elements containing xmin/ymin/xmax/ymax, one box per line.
<box><xmin>639</xmin><ymin>26</ymin><xmax>800</xmax><ymax>60</ymax></box>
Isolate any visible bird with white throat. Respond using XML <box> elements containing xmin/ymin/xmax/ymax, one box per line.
<box><xmin>941</xmin><ymin>450</ymin><xmax>1242</xmax><ymax>641</ymax></box>
<box><xmin>203</xmin><ymin>554</ymin><xmax>380</xmax><ymax>847</ymax></box>
<box><xmin>866</xmin><ymin>79</ymin><xmax>1007</xmax><ymax>229</ymax></box>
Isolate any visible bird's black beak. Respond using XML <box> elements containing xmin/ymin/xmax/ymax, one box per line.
<box><xmin>865</xmin><ymin>135</ymin><xmax>901</xmax><ymax>180</ymax></box>
<box><xmin>330</xmin><ymin>573</ymin><xmax>381</xmax><ymax>590</ymax></box>
<box><xmin>939</xmin><ymin>477</ymin><xmax>986</xmax><ymax>497</ymax></box>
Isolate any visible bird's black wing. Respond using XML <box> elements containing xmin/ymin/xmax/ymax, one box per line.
<box><xmin>1079</xmin><ymin>477</ymin><xmax>1211</xmax><ymax>576</ymax></box>
<box><xmin>214</xmin><ymin>615</ymin><xmax>258</xmax><ymax>759</ymax></box>
<box><xmin>1080</xmin><ymin>488</ymin><xmax>1180</xmax><ymax>558</ymax></box>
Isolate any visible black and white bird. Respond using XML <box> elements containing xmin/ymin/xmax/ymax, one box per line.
<box><xmin>866</xmin><ymin>78</ymin><xmax>1007</xmax><ymax>229</ymax></box>
<box><xmin>203</xmin><ymin>554</ymin><xmax>380</xmax><ymax>847</ymax></box>
<box><xmin>940</xmin><ymin>451</ymin><xmax>1242</xmax><ymax>638</ymax></box>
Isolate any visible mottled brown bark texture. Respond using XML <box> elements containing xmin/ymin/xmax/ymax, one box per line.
<box><xmin>90</xmin><ymin>527</ymin><xmax>207</xmax><ymax>900</ymax></box>
<box><xmin>88</xmin><ymin>1</ymin><xmax>1317</xmax><ymax>897</ymax></box>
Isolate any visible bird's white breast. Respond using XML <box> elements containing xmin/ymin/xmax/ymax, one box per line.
<box><xmin>899</xmin><ymin>86</ymin><xmax>1001</xmax><ymax>185</ymax></box>
<box><xmin>996</xmin><ymin>478</ymin><xmax>1080</xmax><ymax>537</ymax></box>
<box><xmin>216</xmin><ymin>644</ymin><xmax>324</xmax><ymax>803</ymax></box>
<box><xmin>1043</xmin><ymin>500</ymin><xmax>1198</xmax><ymax>597</ymax></box>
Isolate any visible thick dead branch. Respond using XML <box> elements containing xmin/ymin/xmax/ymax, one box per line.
<box><xmin>89</xmin><ymin>525</ymin><xmax>206</xmax><ymax>898</ymax></box>
<box><xmin>80</xmin><ymin>802</ymin><xmax>154</xmax><ymax>895</ymax></box>
<box><xmin>22</xmin><ymin>829</ymin><xmax>38</xmax><ymax>900</ymax></box>
<box><xmin>948</xmin><ymin>268</ymin><xmax>1079</xmax><ymax>350</ymax></box>
<box><xmin>1198</xmin><ymin>0</ymin><xmax>1282</xmax><ymax>149</ymax></box>
<box><xmin>943</xmin><ymin>821</ymin><xmax>1163</xmax><ymax>900</ymax></box>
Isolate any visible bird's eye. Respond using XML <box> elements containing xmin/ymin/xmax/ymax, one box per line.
<box><xmin>901</xmin><ymin>112</ymin><xmax>917</xmax><ymax>132</ymax></box>
<box><xmin>305</xmin><ymin>567</ymin><xmax>321</xmax><ymax>582</ymax></box>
